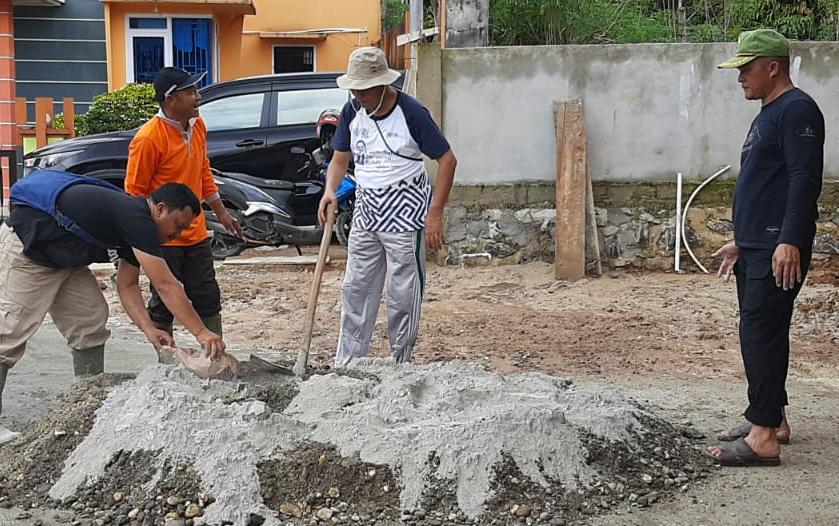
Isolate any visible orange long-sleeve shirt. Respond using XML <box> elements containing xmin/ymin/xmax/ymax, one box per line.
<box><xmin>125</xmin><ymin>114</ymin><xmax>218</xmax><ymax>246</ymax></box>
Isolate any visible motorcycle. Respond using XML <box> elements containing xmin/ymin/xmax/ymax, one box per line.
<box><xmin>204</xmin><ymin>168</ymin><xmax>321</xmax><ymax>259</ymax></box>
<box><xmin>204</xmin><ymin>108</ymin><xmax>357</xmax><ymax>259</ymax></box>
<box><xmin>314</xmin><ymin>108</ymin><xmax>356</xmax><ymax>246</ymax></box>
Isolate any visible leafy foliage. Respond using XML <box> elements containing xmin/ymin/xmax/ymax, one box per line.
<box><xmin>382</xmin><ymin>0</ymin><xmax>409</xmax><ymax>32</ymax></box>
<box><xmin>75</xmin><ymin>83</ymin><xmax>158</xmax><ymax>136</ymax></box>
<box><xmin>52</xmin><ymin>113</ymin><xmax>67</xmax><ymax>130</ymax></box>
<box><xmin>488</xmin><ymin>0</ymin><xmax>839</xmax><ymax>45</ymax></box>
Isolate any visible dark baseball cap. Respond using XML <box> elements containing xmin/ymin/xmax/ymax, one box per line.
<box><xmin>153</xmin><ymin>67</ymin><xmax>206</xmax><ymax>102</ymax></box>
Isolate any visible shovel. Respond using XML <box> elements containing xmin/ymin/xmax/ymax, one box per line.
<box><xmin>293</xmin><ymin>203</ymin><xmax>336</xmax><ymax>376</ymax></box>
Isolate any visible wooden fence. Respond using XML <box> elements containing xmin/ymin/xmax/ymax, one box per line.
<box><xmin>16</xmin><ymin>96</ymin><xmax>75</xmax><ymax>152</ymax></box>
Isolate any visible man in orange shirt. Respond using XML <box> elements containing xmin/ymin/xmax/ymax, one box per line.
<box><xmin>125</xmin><ymin>67</ymin><xmax>243</xmax><ymax>340</ymax></box>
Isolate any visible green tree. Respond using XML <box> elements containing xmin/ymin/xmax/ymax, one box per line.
<box><xmin>487</xmin><ymin>0</ymin><xmax>839</xmax><ymax>46</ymax></box>
<box><xmin>489</xmin><ymin>0</ymin><xmax>676</xmax><ymax>46</ymax></box>
<box><xmin>729</xmin><ymin>0</ymin><xmax>818</xmax><ymax>39</ymax></box>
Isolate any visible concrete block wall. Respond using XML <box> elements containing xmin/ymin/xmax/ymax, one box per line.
<box><xmin>419</xmin><ymin>42</ymin><xmax>839</xmax><ymax>184</ymax></box>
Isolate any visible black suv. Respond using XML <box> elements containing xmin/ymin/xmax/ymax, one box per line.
<box><xmin>23</xmin><ymin>72</ymin><xmax>350</xmax><ymax>187</ymax></box>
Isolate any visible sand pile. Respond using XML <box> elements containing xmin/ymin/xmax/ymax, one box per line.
<box><xmin>0</xmin><ymin>359</ymin><xmax>710</xmax><ymax>525</ymax></box>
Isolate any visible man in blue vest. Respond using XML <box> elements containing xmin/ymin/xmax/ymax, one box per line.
<box><xmin>0</xmin><ymin>170</ymin><xmax>226</xmax><ymax>439</ymax></box>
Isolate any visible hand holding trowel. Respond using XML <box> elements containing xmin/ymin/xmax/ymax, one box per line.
<box><xmin>158</xmin><ymin>345</ymin><xmax>240</xmax><ymax>381</ymax></box>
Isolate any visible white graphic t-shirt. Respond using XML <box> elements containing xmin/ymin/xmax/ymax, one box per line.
<box><xmin>332</xmin><ymin>91</ymin><xmax>450</xmax><ymax>232</ymax></box>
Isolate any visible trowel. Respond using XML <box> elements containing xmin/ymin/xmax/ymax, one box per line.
<box><xmin>248</xmin><ymin>353</ymin><xmax>293</xmax><ymax>375</ymax></box>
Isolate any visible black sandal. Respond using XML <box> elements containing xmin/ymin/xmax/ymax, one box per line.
<box><xmin>707</xmin><ymin>437</ymin><xmax>781</xmax><ymax>467</ymax></box>
<box><xmin>717</xmin><ymin>421</ymin><xmax>790</xmax><ymax>445</ymax></box>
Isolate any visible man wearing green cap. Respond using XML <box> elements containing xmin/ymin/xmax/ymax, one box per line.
<box><xmin>708</xmin><ymin>29</ymin><xmax>824</xmax><ymax>467</ymax></box>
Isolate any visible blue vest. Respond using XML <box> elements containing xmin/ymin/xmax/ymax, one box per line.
<box><xmin>10</xmin><ymin>169</ymin><xmax>123</xmax><ymax>248</ymax></box>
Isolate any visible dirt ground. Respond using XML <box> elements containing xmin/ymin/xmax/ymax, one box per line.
<box><xmin>208</xmin><ymin>249</ymin><xmax>838</xmax><ymax>526</ymax></box>
<box><xmin>1</xmin><ymin>248</ymin><xmax>838</xmax><ymax>525</ymax></box>
<box><xmin>175</xmin><ymin>248</ymin><xmax>839</xmax><ymax>385</ymax></box>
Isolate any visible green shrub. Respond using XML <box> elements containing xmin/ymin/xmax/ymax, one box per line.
<box><xmin>52</xmin><ymin>112</ymin><xmax>66</xmax><ymax>130</ymax></box>
<box><xmin>76</xmin><ymin>83</ymin><xmax>158</xmax><ymax>136</ymax></box>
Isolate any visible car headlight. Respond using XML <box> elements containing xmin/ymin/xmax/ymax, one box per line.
<box><xmin>23</xmin><ymin>149</ymin><xmax>85</xmax><ymax>176</ymax></box>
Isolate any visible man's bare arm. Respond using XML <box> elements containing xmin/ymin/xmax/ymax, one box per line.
<box><xmin>131</xmin><ymin>249</ymin><xmax>225</xmax><ymax>358</ymax></box>
<box><xmin>426</xmin><ymin>149</ymin><xmax>457</xmax><ymax>251</ymax></box>
<box><xmin>115</xmin><ymin>260</ymin><xmax>174</xmax><ymax>350</ymax></box>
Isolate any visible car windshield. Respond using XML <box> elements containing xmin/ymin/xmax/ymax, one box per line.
<box><xmin>277</xmin><ymin>88</ymin><xmax>349</xmax><ymax>126</ymax></box>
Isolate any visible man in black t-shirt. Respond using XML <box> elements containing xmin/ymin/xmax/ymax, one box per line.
<box><xmin>0</xmin><ymin>181</ymin><xmax>226</xmax><ymax>440</ymax></box>
<box><xmin>708</xmin><ymin>30</ymin><xmax>824</xmax><ymax>467</ymax></box>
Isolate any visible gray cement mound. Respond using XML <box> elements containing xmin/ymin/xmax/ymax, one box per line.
<box><xmin>2</xmin><ymin>359</ymin><xmax>710</xmax><ymax>525</ymax></box>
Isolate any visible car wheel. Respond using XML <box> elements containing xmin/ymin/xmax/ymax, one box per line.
<box><xmin>83</xmin><ymin>169</ymin><xmax>126</xmax><ymax>190</ymax></box>
<box><xmin>335</xmin><ymin>209</ymin><xmax>352</xmax><ymax>246</ymax></box>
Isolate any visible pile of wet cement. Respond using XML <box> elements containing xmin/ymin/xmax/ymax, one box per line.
<box><xmin>0</xmin><ymin>359</ymin><xmax>712</xmax><ymax>526</ymax></box>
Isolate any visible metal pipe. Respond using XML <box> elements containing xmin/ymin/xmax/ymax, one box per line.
<box><xmin>675</xmin><ymin>172</ymin><xmax>682</xmax><ymax>272</ymax></box>
<box><xmin>681</xmin><ymin>165</ymin><xmax>731</xmax><ymax>273</ymax></box>
<box><xmin>410</xmin><ymin>0</ymin><xmax>423</xmax><ymax>33</ymax></box>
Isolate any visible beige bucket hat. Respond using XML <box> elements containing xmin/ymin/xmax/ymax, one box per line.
<box><xmin>336</xmin><ymin>47</ymin><xmax>400</xmax><ymax>90</ymax></box>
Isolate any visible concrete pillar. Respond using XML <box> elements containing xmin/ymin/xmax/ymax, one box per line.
<box><xmin>0</xmin><ymin>0</ymin><xmax>15</xmax><ymax>212</ymax></box>
<box><xmin>416</xmin><ymin>43</ymin><xmax>442</xmax><ymax>184</ymax></box>
<box><xmin>443</xmin><ymin>0</ymin><xmax>489</xmax><ymax>48</ymax></box>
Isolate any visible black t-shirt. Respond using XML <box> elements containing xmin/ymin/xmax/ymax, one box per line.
<box><xmin>734</xmin><ymin>88</ymin><xmax>824</xmax><ymax>249</ymax></box>
<box><xmin>7</xmin><ymin>184</ymin><xmax>164</xmax><ymax>268</ymax></box>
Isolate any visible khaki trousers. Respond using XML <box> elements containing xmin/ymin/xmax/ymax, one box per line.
<box><xmin>0</xmin><ymin>223</ymin><xmax>110</xmax><ymax>368</ymax></box>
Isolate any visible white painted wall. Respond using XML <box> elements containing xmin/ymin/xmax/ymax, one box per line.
<box><xmin>437</xmin><ymin>43</ymin><xmax>837</xmax><ymax>184</ymax></box>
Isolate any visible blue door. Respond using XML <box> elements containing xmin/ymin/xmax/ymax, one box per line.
<box><xmin>172</xmin><ymin>18</ymin><xmax>212</xmax><ymax>88</ymax></box>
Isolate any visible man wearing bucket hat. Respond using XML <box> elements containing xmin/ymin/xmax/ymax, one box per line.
<box><xmin>125</xmin><ymin>67</ymin><xmax>243</xmax><ymax>349</ymax></box>
<box><xmin>708</xmin><ymin>29</ymin><xmax>824</xmax><ymax>467</ymax></box>
<box><xmin>318</xmin><ymin>47</ymin><xmax>457</xmax><ymax>367</ymax></box>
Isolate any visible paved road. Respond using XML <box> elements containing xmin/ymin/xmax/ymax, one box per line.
<box><xmin>1</xmin><ymin>319</ymin><xmax>157</xmax><ymax>430</ymax></box>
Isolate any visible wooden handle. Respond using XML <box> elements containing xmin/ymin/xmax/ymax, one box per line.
<box><xmin>293</xmin><ymin>204</ymin><xmax>336</xmax><ymax>376</ymax></box>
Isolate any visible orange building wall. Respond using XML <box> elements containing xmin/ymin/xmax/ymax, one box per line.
<box><xmin>104</xmin><ymin>3</ymin><xmax>245</xmax><ymax>90</ymax></box>
<box><xmin>238</xmin><ymin>0</ymin><xmax>382</xmax><ymax>76</ymax></box>
<box><xmin>105</xmin><ymin>0</ymin><xmax>381</xmax><ymax>90</ymax></box>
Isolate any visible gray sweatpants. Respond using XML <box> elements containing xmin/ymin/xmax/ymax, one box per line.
<box><xmin>335</xmin><ymin>229</ymin><xmax>426</xmax><ymax>367</ymax></box>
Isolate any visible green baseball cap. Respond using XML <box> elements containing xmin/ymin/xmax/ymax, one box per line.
<box><xmin>718</xmin><ymin>29</ymin><xmax>790</xmax><ymax>69</ymax></box>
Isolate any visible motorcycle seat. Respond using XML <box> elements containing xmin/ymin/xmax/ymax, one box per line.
<box><xmin>225</xmin><ymin>172</ymin><xmax>295</xmax><ymax>191</ymax></box>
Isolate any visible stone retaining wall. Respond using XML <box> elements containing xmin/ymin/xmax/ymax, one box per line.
<box><xmin>440</xmin><ymin>181</ymin><xmax>839</xmax><ymax>270</ymax></box>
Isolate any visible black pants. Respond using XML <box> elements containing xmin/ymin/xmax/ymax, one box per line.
<box><xmin>735</xmin><ymin>246</ymin><xmax>811</xmax><ymax>428</ymax></box>
<box><xmin>148</xmin><ymin>239</ymin><xmax>221</xmax><ymax>323</ymax></box>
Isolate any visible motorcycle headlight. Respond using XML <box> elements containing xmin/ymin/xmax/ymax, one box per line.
<box><xmin>244</xmin><ymin>201</ymin><xmax>291</xmax><ymax>219</ymax></box>
<box><xmin>221</xmin><ymin>178</ymin><xmax>292</xmax><ymax>219</ymax></box>
<box><xmin>235</xmin><ymin>182</ymin><xmax>274</xmax><ymax>203</ymax></box>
